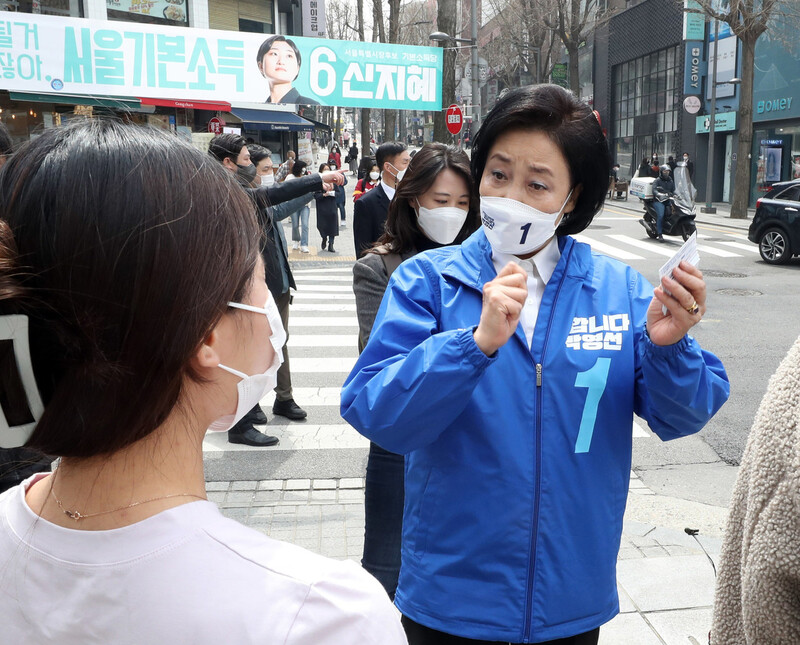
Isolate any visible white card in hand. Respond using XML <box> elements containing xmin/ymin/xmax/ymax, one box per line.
<box><xmin>658</xmin><ymin>232</ymin><xmax>700</xmax><ymax>315</ymax></box>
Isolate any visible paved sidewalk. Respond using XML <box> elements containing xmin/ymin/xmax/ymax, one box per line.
<box><xmin>208</xmin><ymin>471</ymin><xmax>724</xmax><ymax>645</ymax></box>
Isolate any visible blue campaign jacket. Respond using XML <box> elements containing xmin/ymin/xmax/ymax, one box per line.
<box><xmin>341</xmin><ymin>230</ymin><xmax>729</xmax><ymax>643</ymax></box>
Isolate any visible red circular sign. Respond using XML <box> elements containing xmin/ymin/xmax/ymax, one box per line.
<box><xmin>208</xmin><ymin>117</ymin><xmax>224</xmax><ymax>134</ymax></box>
<box><xmin>446</xmin><ymin>104</ymin><xmax>463</xmax><ymax>135</ymax></box>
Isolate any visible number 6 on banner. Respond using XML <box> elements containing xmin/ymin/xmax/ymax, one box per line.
<box><xmin>574</xmin><ymin>357</ymin><xmax>611</xmax><ymax>453</ymax></box>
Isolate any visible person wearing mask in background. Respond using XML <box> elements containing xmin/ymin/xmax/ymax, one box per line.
<box><xmin>667</xmin><ymin>155</ymin><xmax>677</xmax><ymax>174</ymax></box>
<box><xmin>353</xmin><ymin>142</ymin><xmax>411</xmax><ymax>257</ymax></box>
<box><xmin>0</xmin><ymin>120</ymin><xmax>405</xmax><ymax>644</ymax></box>
<box><xmin>357</xmin><ymin>155</ymin><xmax>375</xmax><ymax>181</ymax></box>
<box><xmin>652</xmin><ymin>164</ymin><xmax>675</xmax><ymax>242</ymax></box>
<box><xmin>341</xmin><ymin>85</ymin><xmax>729</xmax><ymax>644</ymax></box>
<box><xmin>650</xmin><ymin>154</ymin><xmax>660</xmax><ymax>178</ymax></box>
<box><xmin>285</xmin><ymin>160</ymin><xmax>312</xmax><ymax>253</ymax></box>
<box><xmin>328</xmin><ymin>144</ymin><xmax>342</xmax><ymax>170</ymax></box>
<box><xmin>209</xmin><ymin>135</ymin><xmax>343</xmax><ymax>439</ymax></box>
<box><xmin>352</xmin><ymin>143</ymin><xmax>480</xmax><ymax>600</ymax></box>
<box><xmin>248</xmin><ymin>144</ymin><xmax>317</xmax><ymax>426</ymax></box>
<box><xmin>354</xmin><ymin>162</ymin><xmax>380</xmax><ymax>202</ymax></box>
<box><xmin>348</xmin><ymin>141</ymin><xmax>359</xmax><ymax>175</ymax></box>
<box><xmin>683</xmin><ymin>152</ymin><xmax>695</xmax><ymax>179</ymax></box>
<box><xmin>276</xmin><ymin>150</ymin><xmax>296</xmax><ymax>183</ymax></box>
<box><xmin>315</xmin><ymin>163</ymin><xmax>339</xmax><ymax>253</ymax></box>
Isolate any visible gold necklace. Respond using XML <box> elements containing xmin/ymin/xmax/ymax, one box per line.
<box><xmin>49</xmin><ymin>481</ymin><xmax>206</xmax><ymax>522</ymax></box>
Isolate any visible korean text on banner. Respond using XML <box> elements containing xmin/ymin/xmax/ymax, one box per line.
<box><xmin>0</xmin><ymin>13</ymin><xmax>443</xmax><ymax>111</ymax></box>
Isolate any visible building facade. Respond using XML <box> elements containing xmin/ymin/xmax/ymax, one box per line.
<box><xmin>593</xmin><ymin>0</ymin><xmax>696</xmax><ymax>184</ymax></box>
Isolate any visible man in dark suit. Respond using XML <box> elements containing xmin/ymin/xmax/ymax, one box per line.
<box><xmin>353</xmin><ymin>142</ymin><xmax>411</xmax><ymax>257</ymax></box>
<box><xmin>209</xmin><ymin>134</ymin><xmax>344</xmax><ymax>446</ymax></box>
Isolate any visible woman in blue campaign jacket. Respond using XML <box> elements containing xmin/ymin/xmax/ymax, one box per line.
<box><xmin>341</xmin><ymin>85</ymin><xmax>730</xmax><ymax>645</ymax></box>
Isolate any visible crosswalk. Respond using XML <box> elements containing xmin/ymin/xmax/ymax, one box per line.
<box><xmin>577</xmin><ymin>229</ymin><xmax>756</xmax><ymax>261</ymax></box>
<box><xmin>202</xmin><ymin>264</ymin><xmax>655</xmax><ymax>456</ymax></box>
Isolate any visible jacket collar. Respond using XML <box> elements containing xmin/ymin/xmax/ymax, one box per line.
<box><xmin>442</xmin><ymin>229</ymin><xmax>588</xmax><ymax>291</ymax></box>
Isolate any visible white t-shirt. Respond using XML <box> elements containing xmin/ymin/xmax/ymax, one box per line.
<box><xmin>0</xmin><ymin>474</ymin><xmax>407</xmax><ymax>645</ymax></box>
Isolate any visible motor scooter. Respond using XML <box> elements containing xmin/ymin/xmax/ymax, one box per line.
<box><xmin>629</xmin><ymin>164</ymin><xmax>697</xmax><ymax>241</ymax></box>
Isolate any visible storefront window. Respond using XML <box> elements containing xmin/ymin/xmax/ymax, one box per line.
<box><xmin>750</xmin><ymin>124</ymin><xmax>800</xmax><ymax>205</ymax></box>
<box><xmin>0</xmin><ymin>0</ymin><xmax>83</xmax><ymax>17</ymax></box>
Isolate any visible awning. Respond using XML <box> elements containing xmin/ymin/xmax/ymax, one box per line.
<box><xmin>9</xmin><ymin>92</ymin><xmax>141</xmax><ymax>109</ymax></box>
<box><xmin>302</xmin><ymin>116</ymin><xmax>332</xmax><ymax>132</ymax></box>
<box><xmin>230</xmin><ymin>107</ymin><xmax>315</xmax><ymax>132</ymax></box>
<box><xmin>139</xmin><ymin>97</ymin><xmax>231</xmax><ymax>111</ymax></box>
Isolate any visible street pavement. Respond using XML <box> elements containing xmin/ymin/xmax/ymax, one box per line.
<box><xmin>201</xmin><ymin>178</ymin><xmax>766</xmax><ymax>644</ymax></box>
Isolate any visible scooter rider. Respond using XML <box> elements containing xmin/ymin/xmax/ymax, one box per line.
<box><xmin>652</xmin><ymin>164</ymin><xmax>675</xmax><ymax>242</ymax></box>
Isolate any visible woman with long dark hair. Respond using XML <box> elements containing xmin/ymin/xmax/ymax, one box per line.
<box><xmin>343</xmin><ymin>85</ymin><xmax>729</xmax><ymax>644</ymax></box>
<box><xmin>315</xmin><ymin>162</ymin><xmax>339</xmax><ymax>252</ymax></box>
<box><xmin>0</xmin><ymin>121</ymin><xmax>404</xmax><ymax>644</ymax></box>
<box><xmin>352</xmin><ymin>143</ymin><xmax>480</xmax><ymax>600</ymax></box>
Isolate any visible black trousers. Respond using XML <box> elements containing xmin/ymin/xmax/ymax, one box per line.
<box><xmin>401</xmin><ymin>616</ymin><xmax>600</xmax><ymax>645</ymax></box>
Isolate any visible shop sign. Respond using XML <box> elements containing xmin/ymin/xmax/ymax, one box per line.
<box><xmin>106</xmin><ymin>0</ymin><xmax>188</xmax><ymax>25</ymax></box>
<box><xmin>302</xmin><ymin>0</ymin><xmax>326</xmax><ymax>38</ymax></box>
<box><xmin>683</xmin><ymin>95</ymin><xmax>701</xmax><ymax>114</ymax></box>
<box><xmin>696</xmin><ymin>111</ymin><xmax>737</xmax><ymax>133</ymax></box>
<box><xmin>683</xmin><ymin>41</ymin><xmax>704</xmax><ymax>95</ymax></box>
<box><xmin>207</xmin><ymin>117</ymin><xmax>223</xmax><ymax>134</ymax></box>
<box><xmin>683</xmin><ymin>0</ymin><xmax>706</xmax><ymax>41</ymax></box>
<box><xmin>756</xmin><ymin>97</ymin><xmax>794</xmax><ymax>114</ymax></box>
<box><xmin>1</xmin><ymin>14</ymin><xmax>442</xmax><ymax>111</ymax></box>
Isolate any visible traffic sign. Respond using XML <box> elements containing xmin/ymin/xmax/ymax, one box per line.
<box><xmin>446</xmin><ymin>104</ymin><xmax>464</xmax><ymax>135</ymax></box>
<box><xmin>208</xmin><ymin>117</ymin><xmax>224</xmax><ymax>134</ymax></box>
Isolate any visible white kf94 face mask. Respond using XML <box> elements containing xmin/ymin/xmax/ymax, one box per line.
<box><xmin>416</xmin><ymin>200</ymin><xmax>469</xmax><ymax>245</ymax></box>
<box><xmin>480</xmin><ymin>190</ymin><xmax>573</xmax><ymax>256</ymax></box>
<box><xmin>207</xmin><ymin>294</ymin><xmax>286</xmax><ymax>432</ymax></box>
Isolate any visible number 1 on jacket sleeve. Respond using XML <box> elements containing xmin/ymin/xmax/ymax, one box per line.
<box><xmin>573</xmin><ymin>358</ymin><xmax>611</xmax><ymax>453</ymax></box>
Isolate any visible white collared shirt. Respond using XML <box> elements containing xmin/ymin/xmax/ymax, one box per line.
<box><xmin>491</xmin><ymin>237</ymin><xmax>561</xmax><ymax>349</ymax></box>
<box><xmin>380</xmin><ymin>178</ymin><xmax>396</xmax><ymax>201</ymax></box>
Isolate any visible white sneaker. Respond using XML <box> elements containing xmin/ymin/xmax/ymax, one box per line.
<box><xmin>340</xmin><ymin>221</ymin><xmax>346</xmax><ymax>228</ymax></box>
<box><xmin>292</xmin><ymin>241</ymin><xmax>299</xmax><ymax>250</ymax></box>
<box><xmin>301</xmin><ymin>246</ymin><xmax>310</xmax><ymax>253</ymax></box>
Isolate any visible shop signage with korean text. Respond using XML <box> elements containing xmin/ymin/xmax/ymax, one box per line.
<box><xmin>0</xmin><ymin>14</ymin><xmax>442</xmax><ymax>110</ymax></box>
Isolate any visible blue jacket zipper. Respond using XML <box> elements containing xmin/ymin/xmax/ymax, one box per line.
<box><xmin>522</xmin><ymin>242</ymin><xmax>574</xmax><ymax>643</ymax></box>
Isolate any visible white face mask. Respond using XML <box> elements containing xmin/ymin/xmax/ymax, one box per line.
<box><xmin>387</xmin><ymin>162</ymin><xmax>407</xmax><ymax>183</ymax></box>
<box><xmin>480</xmin><ymin>190</ymin><xmax>573</xmax><ymax>256</ymax></box>
<box><xmin>261</xmin><ymin>173</ymin><xmax>275</xmax><ymax>187</ymax></box>
<box><xmin>369</xmin><ymin>171</ymin><xmax>380</xmax><ymax>181</ymax></box>
<box><xmin>416</xmin><ymin>199</ymin><xmax>469</xmax><ymax>245</ymax></box>
<box><xmin>207</xmin><ymin>294</ymin><xmax>286</xmax><ymax>433</ymax></box>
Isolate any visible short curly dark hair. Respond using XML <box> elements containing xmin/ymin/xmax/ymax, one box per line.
<box><xmin>471</xmin><ymin>84</ymin><xmax>611</xmax><ymax>236</ymax></box>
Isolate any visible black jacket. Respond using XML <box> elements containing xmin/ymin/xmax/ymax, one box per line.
<box><xmin>242</xmin><ymin>175</ymin><xmax>323</xmax><ymax>297</ymax></box>
<box><xmin>353</xmin><ymin>183</ymin><xmax>391</xmax><ymax>257</ymax></box>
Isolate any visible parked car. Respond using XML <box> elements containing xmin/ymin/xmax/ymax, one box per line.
<box><xmin>748</xmin><ymin>179</ymin><xmax>800</xmax><ymax>264</ymax></box>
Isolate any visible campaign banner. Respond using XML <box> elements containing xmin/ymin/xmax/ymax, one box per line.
<box><xmin>0</xmin><ymin>14</ymin><xmax>443</xmax><ymax>110</ymax></box>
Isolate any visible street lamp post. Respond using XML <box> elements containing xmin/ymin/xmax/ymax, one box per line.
<box><xmin>702</xmin><ymin>18</ymin><xmax>741</xmax><ymax>214</ymax></box>
<box><xmin>430</xmin><ymin>0</ymin><xmax>481</xmax><ymax>135</ymax></box>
